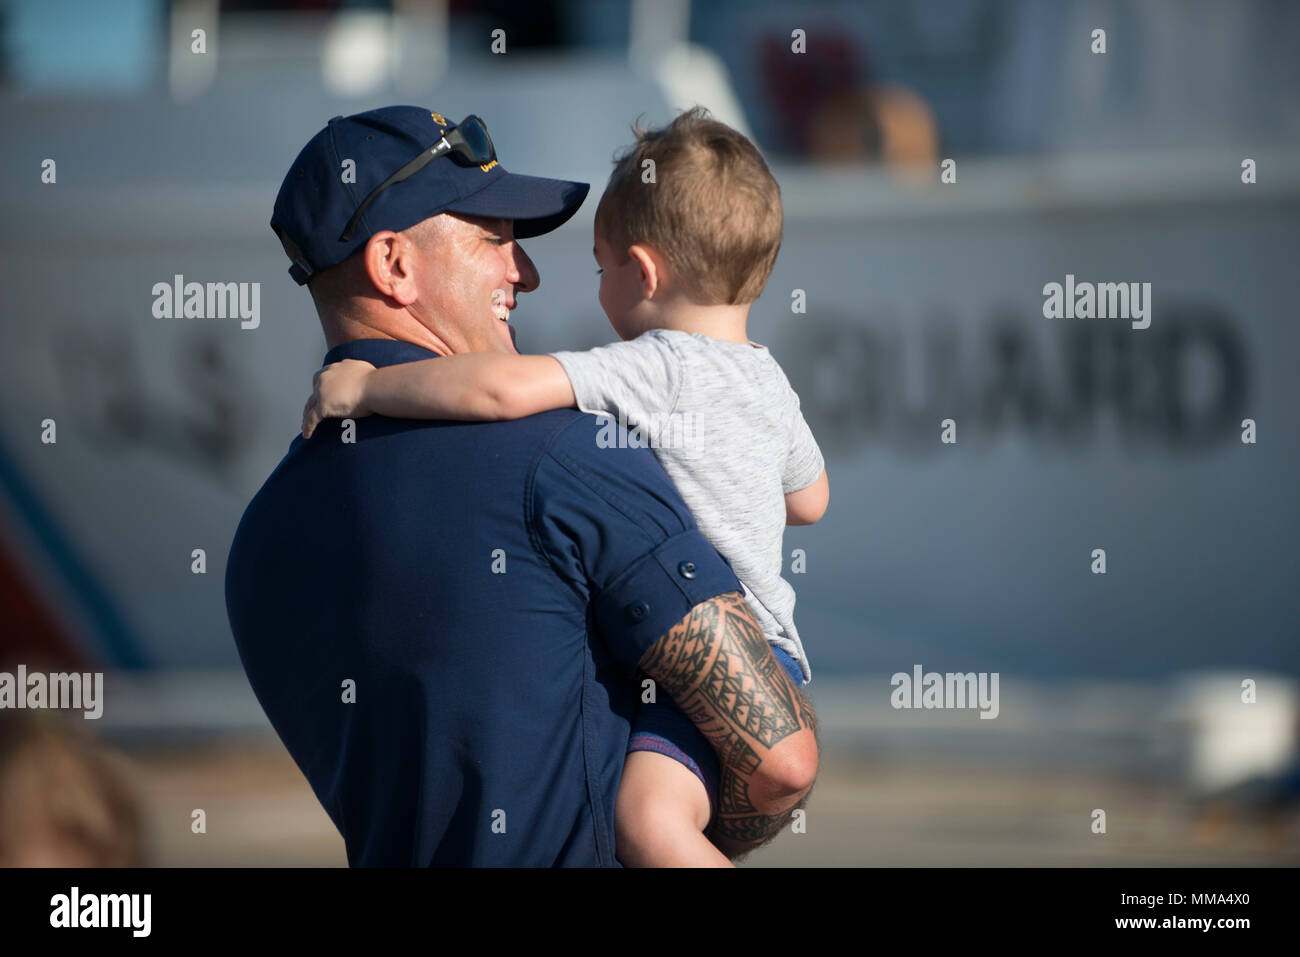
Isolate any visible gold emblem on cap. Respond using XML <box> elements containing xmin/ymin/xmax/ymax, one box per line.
<box><xmin>430</xmin><ymin>111</ymin><xmax>446</xmax><ymax>125</ymax></box>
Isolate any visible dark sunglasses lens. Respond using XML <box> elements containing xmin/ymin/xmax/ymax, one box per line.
<box><xmin>456</xmin><ymin>117</ymin><xmax>494</xmax><ymax>161</ymax></box>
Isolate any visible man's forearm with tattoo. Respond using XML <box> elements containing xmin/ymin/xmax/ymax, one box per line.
<box><xmin>638</xmin><ymin>591</ymin><xmax>820</xmax><ymax>859</ymax></box>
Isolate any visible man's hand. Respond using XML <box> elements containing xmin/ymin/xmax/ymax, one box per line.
<box><xmin>301</xmin><ymin>359</ymin><xmax>377</xmax><ymax>438</ymax></box>
<box><xmin>637</xmin><ymin>591</ymin><xmax>819</xmax><ymax>860</ymax></box>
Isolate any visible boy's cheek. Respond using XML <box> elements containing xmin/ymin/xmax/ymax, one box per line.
<box><xmin>598</xmin><ymin>280</ymin><xmax>620</xmax><ymax>320</ymax></box>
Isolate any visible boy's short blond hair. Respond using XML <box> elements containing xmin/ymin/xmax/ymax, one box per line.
<box><xmin>595</xmin><ymin>107</ymin><xmax>783</xmax><ymax>306</ymax></box>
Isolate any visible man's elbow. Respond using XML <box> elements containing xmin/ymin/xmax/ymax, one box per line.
<box><xmin>756</xmin><ymin>731</ymin><xmax>819</xmax><ymax>802</ymax></box>
<box><xmin>781</xmin><ymin>737</ymin><xmax>820</xmax><ymax>796</ymax></box>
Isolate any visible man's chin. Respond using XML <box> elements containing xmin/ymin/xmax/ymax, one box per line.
<box><xmin>494</xmin><ymin>318</ymin><xmax>519</xmax><ymax>353</ymax></box>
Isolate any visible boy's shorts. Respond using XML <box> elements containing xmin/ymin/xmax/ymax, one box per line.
<box><xmin>627</xmin><ymin>645</ymin><xmax>805</xmax><ymax>831</ymax></box>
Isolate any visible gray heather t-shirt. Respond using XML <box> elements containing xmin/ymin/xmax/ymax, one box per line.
<box><xmin>551</xmin><ymin>328</ymin><xmax>824</xmax><ymax>683</ymax></box>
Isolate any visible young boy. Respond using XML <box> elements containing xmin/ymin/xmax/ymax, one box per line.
<box><xmin>301</xmin><ymin>107</ymin><xmax>828</xmax><ymax>866</ymax></box>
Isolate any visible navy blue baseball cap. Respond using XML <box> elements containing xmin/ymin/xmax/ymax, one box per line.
<box><xmin>272</xmin><ymin>105</ymin><xmax>590</xmax><ymax>285</ymax></box>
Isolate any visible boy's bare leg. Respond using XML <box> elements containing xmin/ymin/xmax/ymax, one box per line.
<box><xmin>615</xmin><ymin>750</ymin><xmax>733</xmax><ymax>867</ymax></box>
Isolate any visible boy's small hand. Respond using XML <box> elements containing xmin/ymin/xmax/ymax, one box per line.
<box><xmin>301</xmin><ymin>359</ymin><xmax>377</xmax><ymax>439</ymax></box>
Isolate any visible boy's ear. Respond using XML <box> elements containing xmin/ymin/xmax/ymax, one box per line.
<box><xmin>628</xmin><ymin>244</ymin><xmax>664</xmax><ymax>300</ymax></box>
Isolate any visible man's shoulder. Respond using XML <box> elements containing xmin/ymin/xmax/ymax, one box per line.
<box><xmin>528</xmin><ymin>410</ymin><xmax>684</xmax><ymax>517</ymax></box>
<box><xmin>533</xmin><ymin>409</ymin><xmax>668</xmax><ymax>472</ymax></box>
<box><xmin>321</xmin><ymin>407</ymin><xmax>594</xmax><ymax>452</ymax></box>
<box><xmin>248</xmin><ymin>410</ymin><xmax>602</xmax><ymax>507</ymax></box>
<box><xmin>462</xmin><ymin>407</ymin><xmax>646</xmax><ymax>465</ymax></box>
<box><xmin>347</xmin><ymin>409</ymin><xmax>669</xmax><ymax>486</ymax></box>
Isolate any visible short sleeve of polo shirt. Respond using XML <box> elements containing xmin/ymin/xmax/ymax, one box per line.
<box><xmin>528</xmin><ymin>416</ymin><xmax>741</xmax><ymax>679</ymax></box>
<box><xmin>549</xmin><ymin>331</ymin><xmax>683</xmax><ymax>429</ymax></box>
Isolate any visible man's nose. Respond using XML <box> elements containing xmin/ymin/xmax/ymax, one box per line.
<box><xmin>507</xmin><ymin>240</ymin><xmax>540</xmax><ymax>294</ymax></box>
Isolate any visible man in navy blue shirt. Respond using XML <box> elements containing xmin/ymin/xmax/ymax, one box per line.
<box><xmin>226</xmin><ymin>107</ymin><xmax>818</xmax><ymax>866</ymax></box>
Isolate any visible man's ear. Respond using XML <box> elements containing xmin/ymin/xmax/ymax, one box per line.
<box><xmin>363</xmin><ymin>231</ymin><xmax>419</xmax><ymax>305</ymax></box>
<box><xmin>627</xmin><ymin>244</ymin><xmax>665</xmax><ymax>300</ymax></box>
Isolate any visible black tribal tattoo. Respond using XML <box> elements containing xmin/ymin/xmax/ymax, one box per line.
<box><xmin>638</xmin><ymin>591</ymin><xmax>816</xmax><ymax>853</ymax></box>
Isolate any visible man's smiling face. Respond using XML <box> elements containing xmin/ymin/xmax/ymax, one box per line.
<box><xmin>407</xmin><ymin>212</ymin><xmax>539</xmax><ymax>354</ymax></box>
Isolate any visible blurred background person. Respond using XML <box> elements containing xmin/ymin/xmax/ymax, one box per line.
<box><xmin>0</xmin><ymin>705</ymin><xmax>145</xmax><ymax>867</ymax></box>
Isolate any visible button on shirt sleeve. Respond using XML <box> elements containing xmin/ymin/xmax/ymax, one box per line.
<box><xmin>528</xmin><ymin>417</ymin><xmax>742</xmax><ymax>678</ymax></box>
